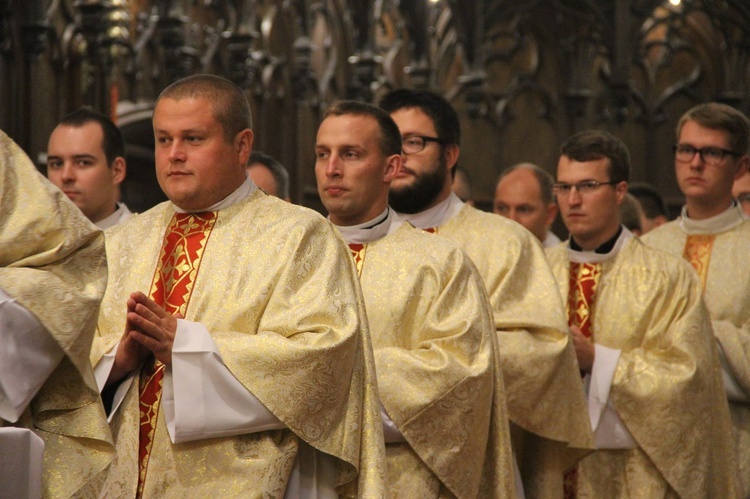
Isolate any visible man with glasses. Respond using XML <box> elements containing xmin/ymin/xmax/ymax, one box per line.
<box><xmin>643</xmin><ymin>102</ymin><xmax>750</xmax><ymax>495</ymax></box>
<box><xmin>547</xmin><ymin>129</ymin><xmax>734</xmax><ymax>497</ymax></box>
<box><xmin>379</xmin><ymin>89</ymin><xmax>593</xmax><ymax>497</ymax></box>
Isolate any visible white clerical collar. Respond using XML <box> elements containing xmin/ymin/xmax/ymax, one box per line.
<box><xmin>333</xmin><ymin>207</ymin><xmax>404</xmax><ymax>244</ymax></box>
<box><xmin>678</xmin><ymin>201</ymin><xmax>745</xmax><ymax>235</ymax></box>
<box><xmin>567</xmin><ymin>226</ymin><xmax>634</xmax><ymax>264</ymax></box>
<box><xmin>396</xmin><ymin>192</ymin><xmax>464</xmax><ymax>230</ymax></box>
<box><xmin>172</xmin><ymin>175</ymin><xmax>258</xmax><ymax>213</ymax></box>
<box><xmin>96</xmin><ymin>202</ymin><xmax>132</xmax><ymax>230</ymax></box>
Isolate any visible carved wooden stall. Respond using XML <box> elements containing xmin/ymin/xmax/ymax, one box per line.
<box><xmin>1</xmin><ymin>0</ymin><xmax>749</xmax><ymax>213</ymax></box>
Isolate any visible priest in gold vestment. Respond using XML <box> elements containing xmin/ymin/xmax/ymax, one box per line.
<box><xmin>91</xmin><ymin>75</ymin><xmax>386</xmax><ymax>497</ymax></box>
<box><xmin>643</xmin><ymin>102</ymin><xmax>750</xmax><ymax>496</ymax></box>
<box><xmin>380</xmin><ymin>88</ymin><xmax>593</xmax><ymax>497</ymax></box>
<box><xmin>0</xmin><ymin>130</ymin><xmax>113</xmax><ymax>497</ymax></box>
<box><xmin>315</xmin><ymin>101</ymin><xmax>515</xmax><ymax>498</ymax></box>
<box><xmin>549</xmin><ymin>130</ymin><xmax>735</xmax><ymax>498</ymax></box>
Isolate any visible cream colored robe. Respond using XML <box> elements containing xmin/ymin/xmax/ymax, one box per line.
<box><xmin>547</xmin><ymin>235</ymin><xmax>736</xmax><ymax>498</ymax></box>
<box><xmin>643</xmin><ymin>204</ymin><xmax>750</xmax><ymax>496</ymax></box>
<box><xmin>93</xmin><ymin>191</ymin><xmax>386</xmax><ymax>497</ymax></box>
<box><xmin>422</xmin><ymin>202</ymin><xmax>593</xmax><ymax>497</ymax></box>
<box><xmin>354</xmin><ymin>221</ymin><xmax>514</xmax><ymax>498</ymax></box>
<box><xmin>0</xmin><ymin>130</ymin><xmax>113</xmax><ymax>497</ymax></box>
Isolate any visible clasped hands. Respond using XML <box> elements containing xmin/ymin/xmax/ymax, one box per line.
<box><xmin>109</xmin><ymin>291</ymin><xmax>181</xmax><ymax>385</ymax></box>
<box><xmin>570</xmin><ymin>325</ymin><xmax>595</xmax><ymax>374</ymax></box>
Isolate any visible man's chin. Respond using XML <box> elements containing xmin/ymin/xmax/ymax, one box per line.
<box><xmin>390</xmin><ymin>177</ymin><xmax>414</xmax><ymax>192</ymax></box>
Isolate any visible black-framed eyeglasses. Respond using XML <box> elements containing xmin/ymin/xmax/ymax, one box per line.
<box><xmin>673</xmin><ymin>144</ymin><xmax>743</xmax><ymax>166</ymax></box>
<box><xmin>553</xmin><ymin>180</ymin><xmax>619</xmax><ymax>195</ymax></box>
<box><xmin>402</xmin><ymin>135</ymin><xmax>445</xmax><ymax>154</ymax></box>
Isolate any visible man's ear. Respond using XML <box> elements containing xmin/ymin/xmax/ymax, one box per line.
<box><xmin>545</xmin><ymin>202</ymin><xmax>559</xmax><ymax>227</ymax></box>
<box><xmin>444</xmin><ymin>143</ymin><xmax>460</xmax><ymax>172</ymax></box>
<box><xmin>734</xmin><ymin>155</ymin><xmax>749</xmax><ymax>181</ymax></box>
<box><xmin>111</xmin><ymin>157</ymin><xmax>126</xmax><ymax>185</ymax></box>
<box><xmin>237</xmin><ymin>129</ymin><xmax>255</xmax><ymax>164</ymax></box>
<box><xmin>614</xmin><ymin>181</ymin><xmax>628</xmax><ymax>206</ymax></box>
<box><xmin>384</xmin><ymin>154</ymin><xmax>402</xmax><ymax>183</ymax></box>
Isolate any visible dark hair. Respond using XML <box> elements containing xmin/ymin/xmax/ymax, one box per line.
<box><xmin>499</xmin><ymin>163</ymin><xmax>555</xmax><ymax>205</ymax></box>
<box><xmin>58</xmin><ymin>107</ymin><xmax>125</xmax><ymax>166</ymax></box>
<box><xmin>157</xmin><ymin>74</ymin><xmax>253</xmax><ymax>143</ymax></box>
<box><xmin>248</xmin><ymin>151</ymin><xmax>290</xmax><ymax>199</ymax></box>
<box><xmin>378</xmin><ymin>89</ymin><xmax>461</xmax><ymax>146</ymax></box>
<box><xmin>677</xmin><ymin>102</ymin><xmax>750</xmax><ymax>155</ymax></box>
<box><xmin>323</xmin><ymin>100</ymin><xmax>402</xmax><ymax>157</ymax></box>
<box><xmin>620</xmin><ymin>193</ymin><xmax>643</xmax><ymax>233</ymax></box>
<box><xmin>559</xmin><ymin>130</ymin><xmax>630</xmax><ymax>183</ymax></box>
<box><xmin>628</xmin><ymin>182</ymin><xmax>668</xmax><ymax>219</ymax></box>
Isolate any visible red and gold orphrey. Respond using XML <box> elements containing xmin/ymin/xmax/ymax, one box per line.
<box><xmin>348</xmin><ymin>243</ymin><xmax>367</xmax><ymax>278</ymax></box>
<box><xmin>137</xmin><ymin>211</ymin><xmax>218</xmax><ymax>498</ymax></box>
<box><xmin>567</xmin><ymin>262</ymin><xmax>602</xmax><ymax>339</ymax></box>
<box><xmin>682</xmin><ymin>234</ymin><xmax>715</xmax><ymax>292</ymax></box>
<box><xmin>563</xmin><ymin>261</ymin><xmax>602</xmax><ymax>498</ymax></box>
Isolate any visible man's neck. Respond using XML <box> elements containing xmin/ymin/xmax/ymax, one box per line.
<box><xmin>685</xmin><ymin>197</ymin><xmax>734</xmax><ymax>221</ymax></box>
<box><xmin>571</xmin><ymin>224</ymin><xmax>621</xmax><ymax>252</ymax></box>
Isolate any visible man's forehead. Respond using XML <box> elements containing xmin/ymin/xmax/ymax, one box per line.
<box><xmin>679</xmin><ymin>120</ymin><xmax>731</xmax><ymax>145</ymax></box>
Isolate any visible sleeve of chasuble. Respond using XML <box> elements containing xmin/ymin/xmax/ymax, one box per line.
<box><xmin>604</xmin><ymin>252</ymin><xmax>735</xmax><ymax>499</ymax></box>
<box><xmin>459</xmin><ymin>213</ymin><xmax>592</xmax><ymax>450</ymax></box>
<box><xmin>362</xmin><ymin>234</ymin><xmax>497</xmax><ymax>499</ymax></box>
<box><xmin>0</xmin><ymin>289</ymin><xmax>63</xmax><ymax>422</ymax></box>
<box><xmin>200</xmin><ymin>214</ymin><xmax>386</xmax><ymax>497</ymax></box>
<box><xmin>0</xmin><ymin>130</ymin><xmax>113</xmax><ymax>497</ymax></box>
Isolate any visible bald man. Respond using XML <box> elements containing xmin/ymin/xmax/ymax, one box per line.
<box><xmin>494</xmin><ymin>163</ymin><xmax>560</xmax><ymax>247</ymax></box>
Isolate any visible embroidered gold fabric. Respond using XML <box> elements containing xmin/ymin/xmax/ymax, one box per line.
<box><xmin>644</xmin><ymin>216</ymin><xmax>750</xmax><ymax>496</ymax></box>
<box><xmin>93</xmin><ymin>193</ymin><xmax>386</xmax><ymax>497</ymax></box>
<box><xmin>348</xmin><ymin>242</ymin><xmax>367</xmax><ymax>277</ymax></box>
<box><xmin>435</xmin><ymin>205</ymin><xmax>593</xmax><ymax>496</ymax></box>
<box><xmin>356</xmin><ymin>223</ymin><xmax>515</xmax><ymax>498</ymax></box>
<box><xmin>137</xmin><ymin>212</ymin><xmax>217</xmax><ymax>496</ymax></box>
<box><xmin>682</xmin><ymin>234</ymin><xmax>715</xmax><ymax>291</ymax></box>
<box><xmin>567</xmin><ymin>262</ymin><xmax>602</xmax><ymax>339</ymax></box>
<box><xmin>547</xmin><ymin>237</ymin><xmax>736</xmax><ymax>498</ymax></box>
<box><xmin>0</xmin><ymin>130</ymin><xmax>113</xmax><ymax>496</ymax></box>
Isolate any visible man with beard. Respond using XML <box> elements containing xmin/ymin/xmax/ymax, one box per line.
<box><xmin>379</xmin><ymin>89</ymin><xmax>593</xmax><ymax>498</ymax></box>
<box><xmin>315</xmin><ymin>99</ymin><xmax>515</xmax><ymax>497</ymax></box>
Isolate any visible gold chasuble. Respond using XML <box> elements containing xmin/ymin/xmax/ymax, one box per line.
<box><xmin>430</xmin><ymin>204</ymin><xmax>593</xmax><ymax>497</ymax></box>
<box><xmin>137</xmin><ymin>212</ymin><xmax>217</xmax><ymax>496</ymax></box>
<box><xmin>93</xmin><ymin>192</ymin><xmax>386</xmax><ymax>497</ymax></box>
<box><xmin>0</xmin><ymin>130</ymin><xmax>113</xmax><ymax>496</ymax></box>
<box><xmin>547</xmin><ymin>236</ymin><xmax>736</xmax><ymax>498</ymax></box>
<box><xmin>348</xmin><ymin>223</ymin><xmax>515</xmax><ymax>498</ymax></box>
<box><xmin>643</xmin><ymin>206</ymin><xmax>750</xmax><ymax>496</ymax></box>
